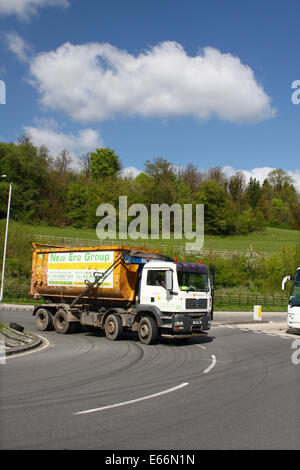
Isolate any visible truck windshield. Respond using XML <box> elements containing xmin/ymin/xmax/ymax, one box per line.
<box><xmin>177</xmin><ymin>271</ymin><xmax>208</xmax><ymax>292</ymax></box>
<box><xmin>291</xmin><ymin>270</ymin><xmax>300</xmax><ymax>298</ymax></box>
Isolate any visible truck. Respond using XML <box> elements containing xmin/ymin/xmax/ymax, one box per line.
<box><xmin>30</xmin><ymin>244</ymin><xmax>214</xmax><ymax>344</ymax></box>
<box><xmin>282</xmin><ymin>267</ymin><xmax>300</xmax><ymax>330</ymax></box>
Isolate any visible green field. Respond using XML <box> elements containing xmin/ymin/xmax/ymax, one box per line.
<box><xmin>3</xmin><ymin>220</ymin><xmax>300</xmax><ymax>254</ymax></box>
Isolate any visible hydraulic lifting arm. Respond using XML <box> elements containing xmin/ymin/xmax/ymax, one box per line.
<box><xmin>70</xmin><ymin>250</ymin><xmax>128</xmax><ymax>308</ymax></box>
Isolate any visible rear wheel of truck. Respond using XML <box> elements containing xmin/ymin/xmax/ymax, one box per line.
<box><xmin>104</xmin><ymin>314</ymin><xmax>123</xmax><ymax>341</ymax></box>
<box><xmin>35</xmin><ymin>308</ymin><xmax>53</xmax><ymax>331</ymax></box>
<box><xmin>54</xmin><ymin>310</ymin><xmax>75</xmax><ymax>334</ymax></box>
<box><xmin>138</xmin><ymin>315</ymin><xmax>158</xmax><ymax>345</ymax></box>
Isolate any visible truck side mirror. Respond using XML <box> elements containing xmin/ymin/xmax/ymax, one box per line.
<box><xmin>165</xmin><ymin>270</ymin><xmax>173</xmax><ymax>291</ymax></box>
<box><xmin>282</xmin><ymin>276</ymin><xmax>291</xmax><ymax>290</ymax></box>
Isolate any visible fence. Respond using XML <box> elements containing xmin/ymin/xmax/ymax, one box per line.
<box><xmin>31</xmin><ymin>234</ymin><xmax>272</xmax><ymax>258</ymax></box>
<box><xmin>214</xmin><ymin>292</ymin><xmax>288</xmax><ymax>306</ymax></box>
<box><xmin>3</xmin><ymin>286</ymin><xmax>31</xmax><ymax>300</ymax></box>
<box><xmin>2</xmin><ymin>285</ymin><xmax>288</xmax><ymax>307</ymax></box>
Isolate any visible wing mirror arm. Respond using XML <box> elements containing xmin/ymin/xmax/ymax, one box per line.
<box><xmin>282</xmin><ymin>276</ymin><xmax>290</xmax><ymax>291</ymax></box>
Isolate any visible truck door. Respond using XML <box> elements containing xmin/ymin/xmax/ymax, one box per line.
<box><xmin>140</xmin><ymin>269</ymin><xmax>174</xmax><ymax>309</ymax></box>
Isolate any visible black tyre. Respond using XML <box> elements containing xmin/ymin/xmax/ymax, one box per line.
<box><xmin>104</xmin><ymin>314</ymin><xmax>123</xmax><ymax>341</ymax></box>
<box><xmin>35</xmin><ymin>308</ymin><xmax>53</xmax><ymax>331</ymax></box>
<box><xmin>9</xmin><ymin>322</ymin><xmax>24</xmax><ymax>333</ymax></box>
<box><xmin>138</xmin><ymin>315</ymin><xmax>158</xmax><ymax>345</ymax></box>
<box><xmin>54</xmin><ymin>309</ymin><xmax>75</xmax><ymax>334</ymax></box>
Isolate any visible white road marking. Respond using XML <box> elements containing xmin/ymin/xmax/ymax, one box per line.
<box><xmin>195</xmin><ymin>345</ymin><xmax>217</xmax><ymax>374</ymax></box>
<box><xmin>203</xmin><ymin>354</ymin><xmax>217</xmax><ymax>374</ymax></box>
<box><xmin>217</xmin><ymin>322</ymin><xmax>295</xmax><ymax>340</ymax></box>
<box><xmin>74</xmin><ymin>382</ymin><xmax>189</xmax><ymax>415</ymax></box>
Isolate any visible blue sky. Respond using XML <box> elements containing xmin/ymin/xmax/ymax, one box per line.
<box><xmin>0</xmin><ymin>0</ymin><xmax>299</xmax><ymax>187</ymax></box>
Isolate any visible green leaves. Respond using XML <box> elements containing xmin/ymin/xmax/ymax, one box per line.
<box><xmin>90</xmin><ymin>147</ymin><xmax>121</xmax><ymax>178</ymax></box>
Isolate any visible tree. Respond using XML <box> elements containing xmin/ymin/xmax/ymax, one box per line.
<box><xmin>236</xmin><ymin>208</ymin><xmax>256</xmax><ymax>234</ymax></box>
<box><xmin>269</xmin><ymin>198</ymin><xmax>291</xmax><ymax>226</ymax></box>
<box><xmin>291</xmin><ymin>203</ymin><xmax>300</xmax><ymax>229</ymax></box>
<box><xmin>180</xmin><ymin>163</ymin><xmax>203</xmax><ymax>194</ymax></box>
<box><xmin>228</xmin><ymin>171</ymin><xmax>246</xmax><ymax>213</ymax></box>
<box><xmin>54</xmin><ymin>149</ymin><xmax>73</xmax><ymax>175</ymax></box>
<box><xmin>244</xmin><ymin>247</ymin><xmax>262</xmax><ymax>282</ymax></box>
<box><xmin>267</xmin><ymin>168</ymin><xmax>294</xmax><ymax>191</ymax></box>
<box><xmin>246</xmin><ymin>177</ymin><xmax>262</xmax><ymax>209</ymax></box>
<box><xmin>144</xmin><ymin>157</ymin><xmax>175</xmax><ymax>182</ymax></box>
<box><xmin>206</xmin><ymin>167</ymin><xmax>228</xmax><ymax>188</ymax></box>
<box><xmin>79</xmin><ymin>152</ymin><xmax>92</xmax><ymax>177</ymax></box>
<box><xmin>90</xmin><ymin>147</ymin><xmax>121</xmax><ymax>178</ymax></box>
<box><xmin>17</xmin><ymin>133</ymin><xmax>33</xmax><ymax>145</ymax></box>
<box><xmin>143</xmin><ymin>157</ymin><xmax>179</xmax><ymax>205</ymax></box>
<box><xmin>0</xmin><ymin>139</ymin><xmax>49</xmax><ymax>220</ymax></box>
<box><xmin>65</xmin><ymin>183</ymin><xmax>89</xmax><ymax>228</ymax></box>
<box><xmin>195</xmin><ymin>180</ymin><xmax>236</xmax><ymax>235</ymax></box>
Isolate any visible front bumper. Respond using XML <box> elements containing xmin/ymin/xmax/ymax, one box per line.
<box><xmin>172</xmin><ymin>313</ymin><xmax>211</xmax><ymax>334</ymax></box>
<box><xmin>287</xmin><ymin>313</ymin><xmax>300</xmax><ymax>329</ymax></box>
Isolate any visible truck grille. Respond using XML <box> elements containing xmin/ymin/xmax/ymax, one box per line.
<box><xmin>186</xmin><ymin>298</ymin><xmax>207</xmax><ymax>310</ymax></box>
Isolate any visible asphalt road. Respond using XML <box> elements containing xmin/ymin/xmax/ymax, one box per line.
<box><xmin>0</xmin><ymin>308</ymin><xmax>299</xmax><ymax>450</ymax></box>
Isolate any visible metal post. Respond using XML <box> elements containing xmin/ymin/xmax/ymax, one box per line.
<box><xmin>0</xmin><ymin>182</ymin><xmax>12</xmax><ymax>302</ymax></box>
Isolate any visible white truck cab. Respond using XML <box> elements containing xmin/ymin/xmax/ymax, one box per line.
<box><xmin>140</xmin><ymin>261</ymin><xmax>212</xmax><ymax>315</ymax></box>
<box><xmin>282</xmin><ymin>267</ymin><xmax>300</xmax><ymax>329</ymax></box>
<box><xmin>137</xmin><ymin>260</ymin><xmax>212</xmax><ymax>338</ymax></box>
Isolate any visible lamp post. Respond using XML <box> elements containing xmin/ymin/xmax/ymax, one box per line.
<box><xmin>0</xmin><ymin>175</ymin><xmax>12</xmax><ymax>302</ymax></box>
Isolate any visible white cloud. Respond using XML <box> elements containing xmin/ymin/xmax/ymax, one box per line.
<box><xmin>222</xmin><ymin>165</ymin><xmax>300</xmax><ymax>192</ymax></box>
<box><xmin>0</xmin><ymin>0</ymin><xmax>69</xmax><ymax>20</ymax></box>
<box><xmin>6</xmin><ymin>31</ymin><xmax>32</xmax><ymax>62</ymax></box>
<box><xmin>28</xmin><ymin>41</ymin><xmax>276</xmax><ymax>124</ymax></box>
<box><xmin>23</xmin><ymin>121</ymin><xmax>103</xmax><ymax>156</ymax></box>
<box><xmin>119</xmin><ymin>166</ymin><xmax>142</xmax><ymax>178</ymax></box>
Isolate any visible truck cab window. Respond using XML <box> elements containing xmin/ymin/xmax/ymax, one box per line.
<box><xmin>177</xmin><ymin>271</ymin><xmax>208</xmax><ymax>292</ymax></box>
<box><xmin>291</xmin><ymin>272</ymin><xmax>300</xmax><ymax>298</ymax></box>
<box><xmin>147</xmin><ymin>270</ymin><xmax>166</xmax><ymax>288</ymax></box>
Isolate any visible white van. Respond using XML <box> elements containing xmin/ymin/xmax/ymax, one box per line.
<box><xmin>282</xmin><ymin>267</ymin><xmax>300</xmax><ymax>329</ymax></box>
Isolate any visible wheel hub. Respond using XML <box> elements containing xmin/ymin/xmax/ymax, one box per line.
<box><xmin>107</xmin><ymin>321</ymin><xmax>115</xmax><ymax>334</ymax></box>
<box><xmin>140</xmin><ymin>324</ymin><xmax>149</xmax><ymax>338</ymax></box>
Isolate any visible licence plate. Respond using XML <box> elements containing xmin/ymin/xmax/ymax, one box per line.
<box><xmin>193</xmin><ymin>320</ymin><xmax>202</xmax><ymax>325</ymax></box>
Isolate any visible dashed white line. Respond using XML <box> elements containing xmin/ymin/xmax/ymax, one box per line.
<box><xmin>74</xmin><ymin>382</ymin><xmax>189</xmax><ymax>415</ymax></box>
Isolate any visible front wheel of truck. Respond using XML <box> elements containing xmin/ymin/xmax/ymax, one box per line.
<box><xmin>104</xmin><ymin>314</ymin><xmax>123</xmax><ymax>341</ymax></box>
<box><xmin>138</xmin><ymin>315</ymin><xmax>158</xmax><ymax>345</ymax></box>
